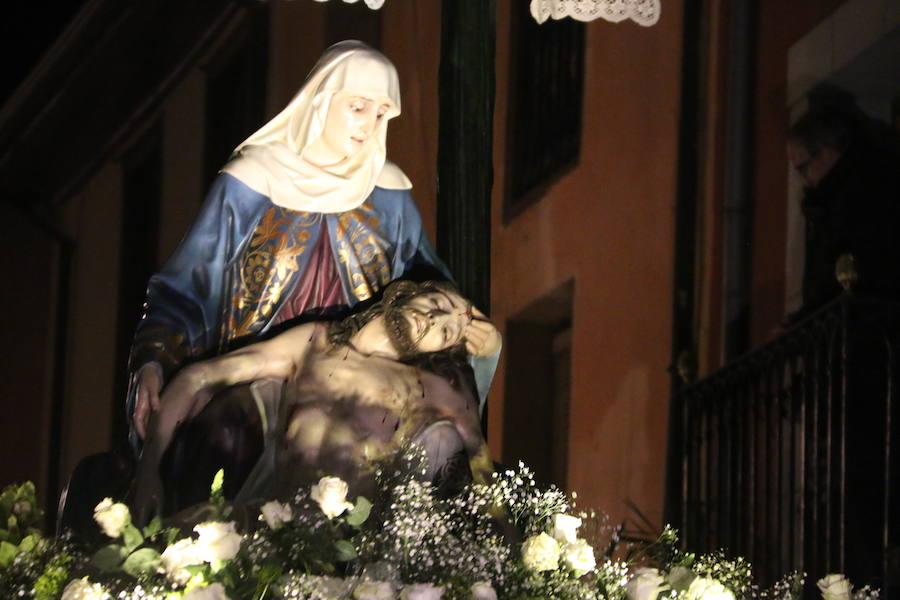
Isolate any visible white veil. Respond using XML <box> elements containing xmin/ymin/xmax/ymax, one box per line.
<box><xmin>222</xmin><ymin>40</ymin><xmax>405</xmax><ymax>213</ymax></box>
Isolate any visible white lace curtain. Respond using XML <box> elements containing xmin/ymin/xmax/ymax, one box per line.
<box><xmin>530</xmin><ymin>0</ymin><xmax>661</xmax><ymax>26</ymax></box>
<box><xmin>307</xmin><ymin>0</ymin><xmax>661</xmax><ymax>27</ymax></box>
<box><xmin>312</xmin><ymin>0</ymin><xmax>385</xmax><ymax>9</ymax></box>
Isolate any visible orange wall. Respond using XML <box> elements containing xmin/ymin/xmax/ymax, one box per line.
<box><xmin>488</xmin><ymin>0</ymin><xmax>683</xmax><ymax>527</ymax></box>
<box><xmin>380</xmin><ymin>3</ymin><xmax>442</xmax><ymax>241</ymax></box>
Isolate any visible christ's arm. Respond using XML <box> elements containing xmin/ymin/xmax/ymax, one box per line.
<box><xmin>132</xmin><ymin>322</ymin><xmax>320</xmax><ymax>522</ymax></box>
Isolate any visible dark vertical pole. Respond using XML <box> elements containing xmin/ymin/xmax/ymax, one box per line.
<box><xmin>887</xmin><ymin>334</ymin><xmax>900</xmax><ymax>600</ymax></box>
<box><xmin>436</xmin><ymin>0</ymin><xmax>495</xmax><ymax>314</ymax></box>
<box><xmin>837</xmin><ymin>302</ymin><xmax>848</xmax><ymax>572</ymax></box>
<box><xmin>881</xmin><ymin>333</ymin><xmax>894</xmax><ymax>596</ymax></box>
<box><xmin>720</xmin><ymin>0</ymin><xmax>758</xmax><ymax>361</ymax></box>
<box><xmin>664</xmin><ymin>0</ymin><xmax>702</xmax><ymax>532</ymax></box>
<box><xmin>47</xmin><ymin>239</ymin><xmax>72</xmax><ymax>532</ymax></box>
<box><xmin>686</xmin><ymin>399</ymin><xmax>698</xmax><ymax>547</ymax></box>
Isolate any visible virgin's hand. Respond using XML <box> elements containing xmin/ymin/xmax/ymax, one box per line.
<box><xmin>133</xmin><ymin>364</ymin><xmax>163</xmax><ymax>440</ymax></box>
<box><xmin>465</xmin><ymin>308</ymin><xmax>501</xmax><ymax>357</ymax></box>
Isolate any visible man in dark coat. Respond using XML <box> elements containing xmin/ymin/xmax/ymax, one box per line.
<box><xmin>788</xmin><ymin>107</ymin><xmax>900</xmax><ymax>313</ymax></box>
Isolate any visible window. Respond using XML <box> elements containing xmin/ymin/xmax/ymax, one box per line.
<box><xmin>502</xmin><ymin>280</ymin><xmax>574</xmax><ymax>488</ymax></box>
<box><xmin>505</xmin><ymin>7</ymin><xmax>585</xmax><ymax>220</ymax></box>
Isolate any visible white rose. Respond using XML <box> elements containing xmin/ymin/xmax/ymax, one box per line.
<box><xmin>818</xmin><ymin>574</ymin><xmax>852</xmax><ymax>600</ymax></box>
<box><xmin>354</xmin><ymin>580</ymin><xmax>396</xmax><ymax>600</ymax></box>
<box><xmin>549</xmin><ymin>513</ymin><xmax>582</xmax><ymax>544</ymax></box>
<box><xmin>184</xmin><ymin>583</ymin><xmax>230</xmax><ymax>600</ymax></box>
<box><xmin>521</xmin><ymin>532</ymin><xmax>561</xmax><ymax>571</ymax></box>
<box><xmin>311</xmin><ymin>476</ymin><xmax>355</xmax><ymax>519</ymax></box>
<box><xmin>626</xmin><ymin>567</ymin><xmax>669</xmax><ymax>600</ymax></box>
<box><xmin>260</xmin><ymin>500</ymin><xmax>293</xmax><ymax>529</ymax></box>
<box><xmin>61</xmin><ymin>577</ymin><xmax>110</xmax><ymax>600</ymax></box>
<box><xmin>686</xmin><ymin>577</ymin><xmax>735</xmax><ymax>600</ymax></box>
<box><xmin>193</xmin><ymin>521</ymin><xmax>242</xmax><ymax>563</ymax></box>
<box><xmin>160</xmin><ymin>538</ymin><xmax>204</xmax><ymax>584</ymax></box>
<box><xmin>400</xmin><ymin>583</ymin><xmax>444</xmax><ymax>600</ymax></box>
<box><xmin>470</xmin><ymin>581</ymin><xmax>498</xmax><ymax>600</ymax></box>
<box><xmin>92</xmin><ymin>498</ymin><xmax>130</xmax><ymax>538</ymax></box>
<box><xmin>562</xmin><ymin>538</ymin><xmax>596</xmax><ymax>573</ymax></box>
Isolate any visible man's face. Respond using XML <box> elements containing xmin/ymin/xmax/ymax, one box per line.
<box><xmin>383</xmin><ymin>287</ymin><xmax>471</xmax><ymax>357</ymax></box>
<box><xmin>788</xmin><ymin>140</ymin><xmax>840</xmax><ymax>189</ymax></box>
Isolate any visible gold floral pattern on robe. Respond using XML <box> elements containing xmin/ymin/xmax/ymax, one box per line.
<box><xmin>334</xmin><ymin>201</ymin><xmax>392</xmax><ymax>302</ymax></box>
<box><xmin>223</xmin><ymin>207</ymin><xmax>317</xmax><ymax>340</ymax></box>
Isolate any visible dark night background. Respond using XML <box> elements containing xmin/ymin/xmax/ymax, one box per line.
<box><xmin>1</xmin><ymin>3</ymin><xmax>86</xmax><ymax>105</ymax></box>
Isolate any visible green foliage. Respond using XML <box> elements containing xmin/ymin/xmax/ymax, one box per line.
<box><xmin>121</xmin><ymin>547</ymin><xmax>161</xmax><ymax>577</ymax></box>
<box><xmin>121</xmin><ymin>522</ymin><xmax>144</xmax><ymax>552</ymax></box>
<box><xmin>142</xmin><ymin>515</ymin><xmax>162</xmax><ymax>539</ymax></box>
<box><xmin>208</xmin><ymin>468</ymin><xmax>233</xmax><ymax>521</ymax></box>
<box><xmin>211</xmin><ymin>468</ymin><xmax>225</xmax><ymax>497</ymax></box>
<box><xmin>0</xmin><ymin>481</ymin><xmax>44</xmax><ymax>567</ymax></box>
<box><xmin>345</xmin><ymin>496</ymin><xmax>372</xmax><ymax>528</ymax></box>
<box><xmin>333</xmin><ymin>539</ymin><xmax>357</xmax><ymax>562</ymax></box>
<box><xmin>34</xmin><ymin>551</ymin><xmax>72</xmax><ymax>600</ymax></box>
<box><xmin>249</xmin><ymin>563</ymin><xmax>283</xmax><ymax>600</ymax></box>
<box><xmin>0</xmin><ymin>541</ymin><xmax>18</xmax><ymax>568</ymax></box>
<box><xmin>0</xmin><ymin>482</ymin><xmax>41</xmax><ymax>531</ymax></box>
<box><xmin>91</xmin><ymin>543</ymin><xmax>129</xmax><ymax>572</ymax></box>
<box><xmin>19</xmin><ymin>533</ymin><xmax>37</xmax><ymax>553</ymax></box>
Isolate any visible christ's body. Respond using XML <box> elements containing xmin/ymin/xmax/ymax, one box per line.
<box><xmin>131</xmin><ymin>281</ymin><xmax>500</xmax><ymax>522</ymax></box>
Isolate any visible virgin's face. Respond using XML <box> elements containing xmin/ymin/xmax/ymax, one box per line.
<box><xmin>310</xmin><ymin>92</ymin><xmax>390</xmax><ymax>165</ymax></box>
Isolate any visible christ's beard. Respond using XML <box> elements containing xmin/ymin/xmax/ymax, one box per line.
<box><xmin>383</xmin><ymin>304</ymin><xmax>420</xmax><ymax>358</ymax></box>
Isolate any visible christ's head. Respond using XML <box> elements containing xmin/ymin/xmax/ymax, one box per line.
<box><xmin>329</xmin><ymin>280</ymin><xmax>474</xmax><ymax>359</ymax></box>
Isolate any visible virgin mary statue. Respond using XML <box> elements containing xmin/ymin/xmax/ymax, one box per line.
<box><xmin>127</xmin><ymin>41</ymin><xmax>463</xmax><ymax>449</ymax></box>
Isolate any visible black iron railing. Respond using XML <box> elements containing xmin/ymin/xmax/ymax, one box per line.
<box><xmin>669</xmin><ymin>294</ymin><xmax>900</xmax><ymax>598</ymax></box>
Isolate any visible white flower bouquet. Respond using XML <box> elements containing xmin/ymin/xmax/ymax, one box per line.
<box><xmin>0</xmin><ymin>460</ymin><xmax>883</xmax><ymax>600</ymax></box>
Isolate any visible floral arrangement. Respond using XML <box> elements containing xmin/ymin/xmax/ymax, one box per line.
<box><xmin>0</xmin><ymin>461</ymin><xmax>882</xmax><ymax>600</ymax></box>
